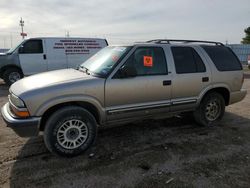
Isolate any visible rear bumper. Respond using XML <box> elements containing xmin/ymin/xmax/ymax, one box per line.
<box><xmin>229</xmin><ymin>89</ymin><xmax>247</xmax><ymax>105</ymax></box>
<box><xmin>1</xmin><ymin>103</ymin><xmax>41</xmax><ymax>137</ymax></box>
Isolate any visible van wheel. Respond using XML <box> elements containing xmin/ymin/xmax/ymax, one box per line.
<box><xmin>3</xmin><ymin>68</ymin><xmax>23</xmax><ymax>86</ymax></box>
<box><xmin>43</xmin><ymin>106</ymin><xmax>97</xmax><ymax>157</ymax></box>
<box><xmin>194</xmin><ymin>92</ymin><xmax>225</xmax><ymax>126</ymax></box>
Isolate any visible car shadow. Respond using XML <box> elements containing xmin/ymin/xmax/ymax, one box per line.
<box><xmin>8</xmin><ymin>111</ymin><xmax>250</xmax><ymax>187</ymax></box>
<box><xmin>0</xmin><ymin>80</ymin><xmax>8</xmax><ymax>97</ymax></box>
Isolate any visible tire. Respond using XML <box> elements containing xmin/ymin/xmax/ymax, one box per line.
<box><xmin>43</xmin><ymin>106</ymin><xmax>97</xmax><ymax>157</ymax></box>
<box><xmin>194</xmin><ymin>92</ymin><xmax>225</xmax><ymax>126</ymax></box>
<box><xmin>3</xmin><ymin>68</ymin><xmax>23</xmax><ymax>86</ymax></box>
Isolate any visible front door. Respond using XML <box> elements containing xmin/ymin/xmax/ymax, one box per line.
<box><xmin>105</xmin><ymin>46</ymin><xmax>172</xmax><ymax>121</ymax></box>
<box><xmin>19</xmin><ymin>39</ymin><xmax>47</xmax><ymax>75</ymax></box>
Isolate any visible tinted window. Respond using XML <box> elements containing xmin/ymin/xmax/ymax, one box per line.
<box><xmin>171</xmin><ymin>47</ymin><xmax>206</xmax><ymax>74</ymax></box>
<box><xmin>193</xmin><ymin>49</ymin><xmax>206</xmax><ymax>72</ymax></box>
<box><xmin>202</xmin><ymin>46</ymin><xmax>242</xmax><ymax>71</ymax></box>
<box><xmin>124</xmin><ymin>47</ymin><xmax>167</xmax><ymax>76</ymax></box>
<box><xmin>21</xmin><ymin>40</ymin><xmax>43</xmax><ymax>54</ymax></box>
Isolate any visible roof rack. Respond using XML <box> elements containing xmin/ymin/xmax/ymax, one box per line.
<box><xmin>146</xmin><ymin>39</ymin><xmax>224</xmax><ymax>46</ymax></box>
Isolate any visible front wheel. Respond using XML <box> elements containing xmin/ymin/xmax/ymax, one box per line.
<box><xmin>194</xmin><ymin>92</ymin><xmax>225</xmax><ymax>126</ymax></box>
<box><xmin>3</xmin><ymin>68</ymin><xmax>23</xmax><ymax>86</ymax></box>
<box><xmin>43</xmin><ymin>106</ymin><xmax>97</xmax><ymax>157</ymax></box>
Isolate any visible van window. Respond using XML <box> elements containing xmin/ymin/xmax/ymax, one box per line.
<box><xmin>171</xmin><ymin>47</ymin><xmax>206</xmax><ymax>74</ymax></box>
<box><xmin>124</xmin><ymin>47</ymin><xmax>168</xmax><ymax>76</ymax></box>
<box><xmin>202</xmin><ymin>46</ymin><xmax>242</xmax><ymax>71</ymax></box>
<box><xmin>21</xmin><ymin>40</ymin><xmax>43</xmax><ymax>54</ymax></box>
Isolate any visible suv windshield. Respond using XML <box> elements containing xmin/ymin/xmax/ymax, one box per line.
<box><xmin>80</xmin><ymin>46</ymin><xmax>131</xmax><ymax>77</ymax></box>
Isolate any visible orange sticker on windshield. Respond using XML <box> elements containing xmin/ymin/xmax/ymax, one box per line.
<box><xmin>144</xmin><ymin>56</ymin><xmax>153</xmax><ymax>67</ymax></box>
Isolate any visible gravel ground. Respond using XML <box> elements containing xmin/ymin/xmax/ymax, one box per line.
<box><xmin>0</xmin><ymin>75</ymin><xmax>250</xmax><ymax>188</ymax></box>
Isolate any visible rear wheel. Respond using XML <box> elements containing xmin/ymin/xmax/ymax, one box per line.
<box><xmin>43</xmin><ymin>106</ymin><xmax>97</xmax><ymax>157</ymax></box>
<box><xmin>194</xmin><ymin>92</ymin><xmax>225</xmax><ymax>126</ymax></box>
<box><xmin>3</xmin><ymin>68</ymin><xmax>23</xmax><ymax>86</ymax></box>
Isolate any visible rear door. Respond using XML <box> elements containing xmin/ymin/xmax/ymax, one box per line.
<box><xmin>105</xmin><ymin>46</ymin><xmax>172</xmax><ymax>121</ymax></box>
<box><xmin>170</xmin><ymin>46</ymin><xmax>211</xmax><ymax>111</ymax></box>
<box><xmin>19</xmin><ymin>39</ymin><xmax>47</xmax><ymax>75</ymax></box>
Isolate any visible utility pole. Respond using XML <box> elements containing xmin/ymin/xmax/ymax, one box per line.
<box><xmin>3</xmin><ymin>37</ymin><xmax>6</xmax><ymax>48</ymax></box>
<box><xmin>19</xmin><ymin>17</ymin><xmax>25</xmax><ymax>40</ymax></box>
<box><xmin>10</xmin><ymin>33</ymin><xmax>13</xmax><ymax>48</ymax></box>
<box><xmin>66</xmin><ymin>31</ymin><xmax>70</xmax><ymax>37</ymax></box>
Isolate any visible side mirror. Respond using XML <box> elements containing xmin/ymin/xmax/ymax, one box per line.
<box><xmin>18</xmin><ymin>46</ymin><xmax>24</xmax><ymax>53</ymax></box>
<box><xmin>119</xmin><ymin>65</ymin><xmax>137</xmax><ymax>78</ymax></box>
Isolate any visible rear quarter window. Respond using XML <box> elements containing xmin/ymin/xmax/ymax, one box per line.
<box><xmin>202</xmin><ymin>46</ymin><xmax>242</xmax><ymax>71</ymax></box>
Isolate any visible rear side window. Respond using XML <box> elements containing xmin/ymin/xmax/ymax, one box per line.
<box><xmin>21</xmin><ymin>40</ymin><xmax>43</xmax><ymax>54</ymax></box>
<box><xmin>171</xmin><ymin>47</ymin><xmax>206</xmax><ymax>74</ymax></box>
<box><xmin>202</xmin><ymin>46</ymin><xmax>242</xmax><ymax>71</ymax></box>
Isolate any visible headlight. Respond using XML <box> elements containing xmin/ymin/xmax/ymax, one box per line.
<box><xmin>9</xmin><ymin>93</ymin><xmax>25</xmax><ymax>108</ymax></box>
<box><xmin>8</xmin><ymin>94</ymin><xmax>30</xmax><ymax>118</ymax></box>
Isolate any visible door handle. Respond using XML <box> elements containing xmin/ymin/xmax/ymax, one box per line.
<box><xmin>43</xmin><ymin>54</ymin><xmax>47</xmax><ymax>60</ymax></box>
<box><xmin>202</xmin><ymin>77</ymin><xmax>209</xmax><ymax>82</ymax></box>
<box><xmin>163</xmin><ymin>80</ymin><xmax>171</xmax><ymax>86</ymax></box>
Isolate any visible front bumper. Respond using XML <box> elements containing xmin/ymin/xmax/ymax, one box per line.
<box><xmin>229</xmin><ymin>89</ymin><xmax>247</xmax><ymax>105</ymax></box>
<box><xmin>1</xmin><ymin>103</ymin><xmax>41</xmax><ymax>137</ymax></box>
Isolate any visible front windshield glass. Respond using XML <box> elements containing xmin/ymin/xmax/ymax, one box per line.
<box><xmin>80</xmin><ymin>46</ymin><xmax>131</xmax><ymax>76</ymax></box>
<box><xmin>6</xmin><ymin>40</ymin><xmax>25</xmax><ymax>54</ymax></box>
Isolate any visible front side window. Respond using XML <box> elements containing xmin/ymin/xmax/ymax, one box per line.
<box><xmin>171</xmin><ymin>47</ymin><xmax>206</xmax><ymax>74</ymax></box>
<box><xmin>21</xmin><ymin>40</ymin><xmax>43</xmax><ymax>54</ymax></box>
<box><xmin>123</xmin><ymin>47</ymin><xmax>168</xmax><ymax>76</ymax></box>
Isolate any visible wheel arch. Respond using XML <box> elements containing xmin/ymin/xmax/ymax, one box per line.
<box><xmin>198</xmin><ymin>86</ymin><xmax>230</xmax><ymax>106</ymax></box>
<box><xmin>39</xmin><ymin>101</ymin><xmax>102</xmax><ymax>131</ymax></box>
<box><xmin>0</xmin><ymin>65</ymin><xmax>23</xmax><ymax>78</ymax></box>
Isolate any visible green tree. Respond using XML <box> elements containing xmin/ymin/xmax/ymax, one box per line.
<box><xmin>241</xmin><ymin>27</ymin><xmax>250</xmax><ymax>44</ymax></box>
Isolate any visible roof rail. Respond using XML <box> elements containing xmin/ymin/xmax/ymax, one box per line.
<box><xmin>146</xmin><ymin>39</ymin><xmax>224</xmax><ymax>46</ymax></box>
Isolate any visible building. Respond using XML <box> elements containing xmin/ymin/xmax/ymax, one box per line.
<box><xmin>0</xmin><ymin>49</ymin><xmax>9</xmax><ymax>53</ymax></box>
<box><xmin>227</xmin><ymin>44</ymin><xmax>250</xmax><ymax>64</ymax></box>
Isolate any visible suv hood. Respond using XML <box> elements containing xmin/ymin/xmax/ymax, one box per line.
<box><xmin>10</xmin><ymin>69</ymin><xmax>95</xmax><ymax>96</ymax></box>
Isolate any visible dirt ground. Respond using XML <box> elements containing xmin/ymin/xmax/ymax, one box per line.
<box><xmin>0</xmin><ymin>75</ymin><xmax>250</xmax><ymax>188</ymax></box>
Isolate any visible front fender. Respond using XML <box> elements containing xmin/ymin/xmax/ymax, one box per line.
<box><xmin>34</xmin><ymin>94</ymin><xmax>105</xmax><ymax>122</ymax></box>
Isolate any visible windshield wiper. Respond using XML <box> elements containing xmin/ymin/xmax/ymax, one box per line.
<box><xmin>78</xmin><ymin>65</ymin><xmax>104</xmax><ymax>78</ymax></box>
<box><xmin>79</xmin><ymin>66</ymin><xmax>91</xmax><ymax>75</ymax></box>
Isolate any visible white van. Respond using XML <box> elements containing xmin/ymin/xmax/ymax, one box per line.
<box><xmin>0</xmin><ymin>37</ymin><xmax>108</xmax><ymax>85</ymax></box>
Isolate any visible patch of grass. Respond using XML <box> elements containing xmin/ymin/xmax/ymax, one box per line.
<box><xmin>243</xmin><ymin>64</ymin><xmax>250</xmax><ymax>72</ymax></box>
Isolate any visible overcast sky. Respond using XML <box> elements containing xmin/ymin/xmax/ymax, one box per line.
<box><xmin>0</xmin><ymin>0</ymin><xmax>249</xmax><ymax>48</ymax></box>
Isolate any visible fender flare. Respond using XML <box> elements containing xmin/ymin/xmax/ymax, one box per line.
<box><xmin>0</xmin><ymin>65</ymin><xmax>23</xmax><ymax>77</ymax></box>
<box><xmin>197</xmin><ymin>83</ymin><xmax>231</xmax><ymax>105</ymax></box>
<box><xmin>35</xmin><ymin>94</ymin><xmax>106</xmax><ymax>123</ymax></box>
